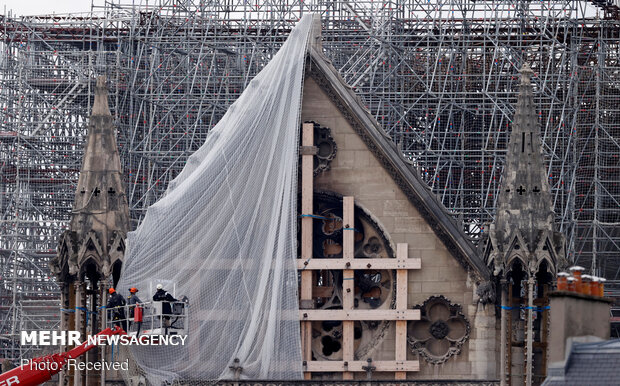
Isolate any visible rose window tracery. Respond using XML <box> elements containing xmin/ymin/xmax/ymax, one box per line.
<box><xmin>304</xmin><ymin>121</ymin><xmax>337</xmax><ymax>176</ymax></box>
<box><xmin>306</xmin><ymin>192</ymin><xmax>395</xmax><ymax>361</ymax></box>
<box><xmin>407</xmin><ymin>295</ymin><xmax>470</xmax><ymax>364</ymax></box>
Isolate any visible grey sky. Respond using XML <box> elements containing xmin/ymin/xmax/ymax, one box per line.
<box><xmin>1</xmin><ymin>0</ymin><xmax>97</xmax><ymax>16</ymax></box>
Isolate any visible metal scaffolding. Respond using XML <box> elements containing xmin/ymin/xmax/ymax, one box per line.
<box><xmin>1</xmin><ymin>0</ymin><xmax>620</xmax><ymax>361</ymax></box>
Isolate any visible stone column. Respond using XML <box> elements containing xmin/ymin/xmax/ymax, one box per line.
<box><xmin>99</xmin><ymin>283</ymin><xmax>107</xmax><ymax>332</ymax></box>
<box><xmin>58</xmin><ymin>282</ymin><xmax>68</xmax><ymax>386</ymax></box>
<box><xmin>499</xmin><ymin>278</ymin><xmax>507</xmax><ymax>386</ymax></box>
<box><xmin>525</xmin><ymin>277</ymin><xmax>535</xmax><ymax>386</ymax></box>
<box><xmin>59</xmin><ymin>282</ymin><xmax>68</xmax><ymax>332</ymax></box>
<box><xmin>99</xmin><ymin>282</ymin><xmax>107</xmax><ymax>386</ymax></box>
<box><xmin>74</xmin><ymin>281</ymin><xmax>85</xmax><ymax>386</ymax></box>
<box><xmin>87</xmin><ymin>282</ymin><xmax>102</xmax><ymax>386</ymax></box>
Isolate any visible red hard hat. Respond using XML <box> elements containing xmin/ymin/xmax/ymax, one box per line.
<box><xmin>108</xmin><ymin>288</ymin><xmax>115</xmax><ymax>294</ymax></box>
<box><xmin>129</xmin><ymin>287</ymin><xmax>138</xmax><ymax>293</ymax></box>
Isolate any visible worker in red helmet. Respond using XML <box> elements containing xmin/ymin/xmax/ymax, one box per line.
<box><xmin>127</xmin><ymin>287</ymin><xmax>143</xmax><ymax>336</ymax></box>
<box><xmin>106</xmin><ymin>287</ymin><xmax>126</xmax><ymax>331</ymax></box>
<box><xmin>106</xmin><ymin>288</ymin><xmax>125</xmax><ymax>308</ymax></box>
<box><xmin>127</xmin><ymin>287</ymin><xmax>142</xmax><ymax>305</ymax></box>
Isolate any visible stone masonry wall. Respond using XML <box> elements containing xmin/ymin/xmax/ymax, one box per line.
<box><xmin>301</xmin><ymin>77</ymin><xmax>498</xmax><ymax>380</ymax></box>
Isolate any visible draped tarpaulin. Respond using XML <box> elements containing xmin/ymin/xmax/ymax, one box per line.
<box><xmin>117</xmin><ymin>15</ymin><xmax>313</xmax><ymax>384</ymax></box>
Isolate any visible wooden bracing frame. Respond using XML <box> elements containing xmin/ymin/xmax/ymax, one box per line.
<box><xmin>299</xmin><ymin>123</ymin><xmax>421</xmax><ymax>379</ymax></box>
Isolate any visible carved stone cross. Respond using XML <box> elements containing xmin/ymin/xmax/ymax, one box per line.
<box><xmin>517</xmin><ymin>186</ymin><xmax>526</xmax><ymax>195</ymax></box>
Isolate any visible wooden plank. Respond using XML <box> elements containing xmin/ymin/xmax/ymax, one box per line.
<box><xmin>300</xmin><ymin>309</ymin><xmax>420</xmax><ymax>321</ymax></box>
<box><xmin>305</xmin><ymin>360</ymin><xmax>420</xmax><ymax>372</ymax></box>
<box><xmin>343</xmin><ymin>196</ymin><xmax>354</xmax><ymax>261</ymax></box>
<box><xmin>297</xmin><ymin>258</ymin><xmax>421</xmax><ymax>270</ymax></box>
<box><xmin>342</xmin><ymin>196</ymin><xmax>354</xmax><ymax>380</ymax></box>
<box><xmin>394</xmin><ymin>244</ymin><xmax>406</xmax><ymax>378</ymax></box>
<box><xmin>342</xmin><ymin>321</ymin><xmax>354</xmax><ymax>380</ymax></box>
<box><xmin>301</xmin><ymin>323</ymin><xmax>312</xmax><ymax>380</ymax></box>
<box><xmin>395</xmin><ymin>243</ymin><xmax>408</xmax><ymax>379</ymax></box>
<box><xmin>192</xmin><ymin>308</ymin><xmax>419</xmax><ymax>321</ymax></box>
<box><xmin>178</xmin><ymin>257</ymin><xmax>420</xmax><ymax>270</ymax></box>
<box><xmin>342</xmin><ymin>196</ymin><xmax>355</xmax><ymax>310</ymax></box>
<box><xmin>300</xmin><ymin>122</ymin><xmax>314</xmax><ymax>303</ymax></box>
<box><xmin>300</xmin><ymin>271</ymin><xmax>313</xmax><ymax>306</ymax></box>
<box><xmin>396</xmin><ymin>244</ymin><xmax>409</xmax><ymax>310</ymax></box>
<box><xmin>301</xmin><ymin>122</ymin><xmax>314</xmax><ymax>213</ymax></box>
<box><xmin>395</xmin><ymin>320</ymin><xmax>408</xmax><ymax>379</ymax></box>
<box><xmin>300</xmin><ymin>122</ymin><xmax>314</xmax><ymax>380</ymax></box>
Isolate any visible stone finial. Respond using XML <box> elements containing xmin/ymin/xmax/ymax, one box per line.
<box><xmin>96</xmin><ymin>75</ymin><xmax>106</xmax><ymax>88</ymax></box>
<box><xmin>485</xmin><ymin>61</ymin><xmax>565</xmax><ymax>276</ymax></box>
<box><xmin>50</xmin><ymin>73</ymin><xmax>128</xmax><ymax>284</ymax></box>
<box><xmin>519</xmin><ymin>63</ymin><xmax>533</xmax><ymax>85</ymax></box>
<box><xmin>92</xmin><ymin>75</ymin><xmax>111</xmax><ymax>116</ymax></box>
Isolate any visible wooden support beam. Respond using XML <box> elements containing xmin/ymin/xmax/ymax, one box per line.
<box><xmin>305</xmin><ymin>360</ymin><xmax>420</xmax><ymax>372</ymax></box>
<box><xmin>342</xmin><ymin>322</ymin><xmax>354</xmax><ymax>380</ymax></box>
<box><xmin>300</xmin><ymin>123</ymin><xmax>314</xmax><ymax>306</ymax></box>
<box><xmin>299</xmin><ymin>309</ymin><xmax>420</xmax><ymax>322</ymax></box>
<box><xmin>194</xmin><ymin>309</ymin><xmax>419</xmax><ymax>321</ymax></box>
<box><xmin>342</xmin><ymin>196</ymin><xmax>354</xmax><ymax>380</ymax></box>
<box><xmin>300</xmin><ymin>122</ymin><xmax>314</xmax><ymax>380</ymax></box>
<box><xmin>342</xmin><ymin>196</ymin><xmax>355</xmax><ymax>310</ymax></box>
<box><xmin>395</xmin><ymin>244</ymin><xmax>409</xmax><ymax>310</ymax></box>
<box><xmin>298</xmin><ymin>198</ymin><xmax>421</xmax><ymax>378</ymax></box>
<box><xmin>298</xmin><ymin>258</ymin><xmax>421</xmax><ymax>270</ymax></box>
<box><xmin>181</xmin><ymin>256</ymin><xmax>421</xmax><ymax>270</ymax></box>
<box><xmin>395</xmin><ymin>243</ymin><xmax>408</xmax><ymax>380</ymax></box>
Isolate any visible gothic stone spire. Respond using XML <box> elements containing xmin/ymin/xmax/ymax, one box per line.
<box><xmin>486</xmin><ymin>64</ymin><xmax>565</xmax><ymax>276</ymax></box>
<box><xmin>51</xmin><ymin>76</ymin><xmax>129</xmax><ymax>283</ymax></box>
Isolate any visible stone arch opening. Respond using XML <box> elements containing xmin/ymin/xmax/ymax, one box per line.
<box><xmin>112</xmin><ymin>259</ymin><xmax>123</xmax><ymax>288</ymax></box>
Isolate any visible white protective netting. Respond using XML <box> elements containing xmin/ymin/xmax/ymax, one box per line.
<box><xmin>117</xmin><ymin>14</ymin><xmax>312</xmax><ymax>384</ymax></box>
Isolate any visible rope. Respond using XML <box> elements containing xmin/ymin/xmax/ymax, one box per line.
<box><xmin>76</xmin><ymin>306</ymin><xmax>99</xmax><ymax>314</ymax></box>
<box><xmin>299</xmin><ymin>214</ymin><xmax>336</xmax><ymax>220</ymax></box>
<box><xmin>499</xmin><ymin>305</ymin><xmax>549</xmax><ymax>311</ymax></box>
<box><xmin>74</xmin><ymin>306</ymin><xmax>99</xmax><ymax>328</ymax></box>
